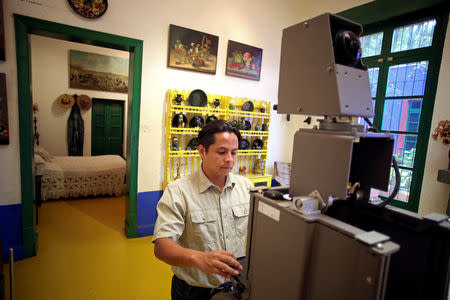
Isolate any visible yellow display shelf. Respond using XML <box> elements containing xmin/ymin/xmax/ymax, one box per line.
<box><xmin>163</xmin><ymin>89</ymin><xmax>272</xmax><ymax>189</ymax></box>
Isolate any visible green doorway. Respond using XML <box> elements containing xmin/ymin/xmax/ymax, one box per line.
<box><xmin>15</xmin><ymin>15</ymin><xmax>143</xmax><ymax>258</ymax></box>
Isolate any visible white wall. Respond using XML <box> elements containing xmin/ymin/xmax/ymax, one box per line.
<box><xmin>418</xmin><ymin>15</ymin><xmax>450</xmax><ymax>216</ymax></box>
<box><xmin>1</xmin><ymin>0</ymin><xmax>448</xmax><ymax>215</ymax></box>
<box><xmin>30</xmin><ymin>35</ymin><xmax>129</xmax><ymax>156</ymax></box>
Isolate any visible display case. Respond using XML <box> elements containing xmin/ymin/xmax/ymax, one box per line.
<box><xmin>163</xmin><ymin>89</ymin><xmax>272</xmax><ymax>189</ymax></box>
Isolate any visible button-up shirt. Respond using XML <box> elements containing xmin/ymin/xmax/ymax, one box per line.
<box><xmin>152</xmin><ymin>168</ymin><xmax>252</xmax><ymax>288</ymax></box>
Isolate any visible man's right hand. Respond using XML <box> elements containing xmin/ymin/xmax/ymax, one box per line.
<box><xmin>191</xmin><ymin>250</ymin><xmax>242</xmax><ymax>279</ymax></box>
<box><xmin>154</xmin><ymin>238</ymin><xmax>242</xmax><ymax>279</ymax></box>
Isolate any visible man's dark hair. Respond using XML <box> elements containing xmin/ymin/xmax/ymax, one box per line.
<box><xmin>198</xmin><ymin>119</ymin><xmax>242</xmax><ymax>151</ymax></box>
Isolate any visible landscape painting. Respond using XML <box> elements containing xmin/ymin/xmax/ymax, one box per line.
<box><xmin>226</xmin><ymin>40</ymin><xmax>263</xmax><ymax>81</ymax></box>
<box><xmin>69</xmin><ymin>50</ymin><xmax>129</xmax><ymax>93</ymax></box>
<box><xmin>0</xmin><ymin>73</ymin><xmax>9</xmax><ymax>144</ymax></box>
<box><xmin>167</xmin><ymin>24</ymin><xmax>219</xmax><ymax>74</ymax></box>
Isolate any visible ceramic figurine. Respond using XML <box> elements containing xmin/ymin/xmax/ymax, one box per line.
<box><xmin>214</xmin><ymin>99</ymin><xmax>220</xmax><ymax>108</ymax></box>
<box><xmin>175</xmin><ymin>94</ymin><xmax>183</xmax><ymax>105</ymax></box>
<box><xmin>260</xmin><ymin>102</ymin><xmax>266</xmax><ymax>113</ymax></box>
<box><xmin>239</xmin><ymin>117</ymin><xmax>246</xmax><ymax>130</ymax></box>
<box><xmin>229</xmin><ymin>100</ymin><xmax>235</xmax><ymax>110</ymax></box>
<box><xmin>178</xmin><ymin>114</ymin><xmax>185</xmax><ymax>128</ymax></box>
<box><xmin>255</xmin><ymin>122</ymin><xmax>260</xmax><ymax>131</ymax></box>
<box><xmin>262</xmin><ymin>123</ymin><xmax>268</xmax><ymax>131</ymax></box>
<box><xmin>252</xmin><ymin>158</ymin><xmax>264</xmax><ymax>175</ymax></box>
<box><xmin>238</xmin><ymin>166</ymin><xmax>247</xmax><ymax>175</ymax></box>
<box><xmin>170</xmin><ymin>137</ymin><xmax>179</xmax><ymax>151</ymax></box>
<box><xmin>174</xmin><ymin>162</ymin><xmax>184</xmax><ymax>180</ymax></box>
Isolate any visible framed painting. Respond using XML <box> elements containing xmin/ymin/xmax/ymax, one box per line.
<box><xmin>0</xmin><ymin>73</ymin><xmax>9</xmax><ymax>144</ymax></box>
<box><xmin>167</xmin><ymin>24</ymin><xmax>218</xmax><ymax>74</ymax></box>
<box><xmin>226</xmin><ymin>40</ymin><xmax>263</xmax><ymax>81</ymax></box>
<box><xmin>0</xmin><ymin>0</ymin><xmax>5</xmax><ymax>61</ymax></box>
<box><xmin>69</xmin><ymin>50</ymin><xmax>129</xmax><ymax>93</ymax></box>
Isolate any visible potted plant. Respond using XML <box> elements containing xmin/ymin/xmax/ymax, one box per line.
<box><xmin>431</xmin><ymin>120</ymin><xmax>449</xmax><ymax>169</ymax></box>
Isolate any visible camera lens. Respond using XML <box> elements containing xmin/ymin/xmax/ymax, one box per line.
<box><xmin>333</xmin><ymin>30</ymin><xmax>362</xmax><ymax>68</ymax></box>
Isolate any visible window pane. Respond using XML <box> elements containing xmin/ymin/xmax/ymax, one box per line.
<box><xmin>381</xmin><ymin>99</ymin><xmax>422</xmax><ymax>132</ymax></box>
<box><xmin>391</xmin><ymin>19</ymin><xmax>436</xmax><ymax>52</ymax></box>
<box><xmin>390</xmin><ymin>133</ymin><xmax>417</xmax><ymax>168</ymax></box>
<box><xmin>367</xmin><ymin>67</ymin><xmax>380</xmax><ymax>97</ymax></box>
<box><xmin>386</xmin><ymin>61</ymin><xmax>429</xmax><ymax>97</ymax></box>
<box><xmin>370</xmin><ymin>168</ymin><xmax>412</xmax><ymax>203</ymax></box>
<box><xmin>360</xmin><ymin>32</ymin><xmax>383</xmax><ymax>57</ymax></box>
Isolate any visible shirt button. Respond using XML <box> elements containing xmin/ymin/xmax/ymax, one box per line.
<box><xmin>226</xmin><ymin>234</ymin><xmax>230</xmax><ymax>239</ymax></box>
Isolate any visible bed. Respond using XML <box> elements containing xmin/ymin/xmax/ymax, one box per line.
<box><xmin>34</xmin><ymin>146</ymin><xmax>126</xmax><ymax>201</ymax></box>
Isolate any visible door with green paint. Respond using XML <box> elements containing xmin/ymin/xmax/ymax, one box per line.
<box><xmin>91</xmin><ymin>98</ymin><xmax>124</xmax><ymax>156</ymax></box>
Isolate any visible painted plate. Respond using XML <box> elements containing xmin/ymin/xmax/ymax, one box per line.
<box><xmin>171</xmin><ymin>113</ymin><xmax>187</xmax><ymax>128</ymax></box>
<box><xmin>188</xmin><ymin>89</ymin><xmax>208</xmax><ymax>107</ymax></box>
<box><xmin>67</xmin><ymin>0</ymin><xmax>108</xmax><ymax>19</ymax></box>
<box><xmin>186</xmin><ymin>137</ymin><xmax>200</xmax><ymax>150</ymax></box>
<box><xmin>251</xmin><ymin>139</ymin><xmax>263</xmax><ymax>150</ymax></box>
<box><xmin>242</xmin><ymin>120</ymin><xmax>251</xmax><ymax>131</ymax></box>
<box><xmin>242</xmin><ymin>101</ymin><xmax>254</xmax><ymax>112</ymax></box>
<box><xmin>189</xmin><ymin>116</ymin><xmax>205</xmax><ymax>128</ymax></box>
<box><xmin>229</xmin><ymin>120</ymin><xmax>239</xmax><ymax>128</ymax></box>
<box><xmin>206</xmin><ymin>115</ymin><xmax>218</xmax><ymax>125</ymax></box>
<box><xmin>239</xmin><ymin>139</ymin><xmax>250</xmax><ymax>150</ymax></box>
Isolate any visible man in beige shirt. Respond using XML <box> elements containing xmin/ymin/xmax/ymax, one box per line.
<box><xmin>153</xmin><ymin>120</ymin><xmax>253</xmax><ymax>300</ymax></box>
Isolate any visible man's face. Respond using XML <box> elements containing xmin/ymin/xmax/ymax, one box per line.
<box><xmin>198</xmin><ymin>131</ymin><xmax>239</xmax><ymax>178</ymax></box>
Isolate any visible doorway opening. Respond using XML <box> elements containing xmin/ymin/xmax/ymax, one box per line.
<box><xmin>15</xmin><ymin>14</ymin><xmax>143</xmax><ymax>258</ymax></box>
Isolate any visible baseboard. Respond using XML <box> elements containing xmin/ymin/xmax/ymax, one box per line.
<box><xmin>136</xmin><ymin>190</ymin><xmax>163</xmax><ymax>237</ymax></box>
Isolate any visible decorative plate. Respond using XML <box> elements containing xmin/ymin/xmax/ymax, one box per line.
<box><xmin>186</xmin><ymin>137</ymin><xmax>200</xmax><ymax>150</ymax></box>
<box><xmin>171</xmin><ymin>113</ymin><xmax>187</xmax><ymax>128</ymax></box>
<box><xmin>187</xmin><ymin>89</ymin><xmax>208</xmax><ymax>107</ymax></box>
<box><xmin>189</xmin><ymin>116</ymin><xmax>205</xmax><ymax>128</ymax></box>
<box><xmin>251</xmin><ymin>139</ymin><xmax>263</xmax><ymax>150</ymax></box>
<box><xmin>242</xmin><ymin>120</ymin><xmax>251</xmax><ymax>131</ymax></box>
<box><xmin>242</xmin><ymin>101</ymin><xmax>254</xmax><ymax>112</ymax></box>
<box><xmin>68</xmin><ymin>0</ymin><xmax>108</xmax><ymax>19</ymax></box>
<box><xmin>206</xmin><ymin>115</ymin><xmax>218</xmax><ymax>125</ymax></box>
<box><xmin>229</xmin><ymin>120</ymin><xmax>239</xmax><ymax>128</ymax></box>
<box><xmin>239</xmin><ymin>139</ymin><xmax>250</xmax><ymax>150</ymax></box>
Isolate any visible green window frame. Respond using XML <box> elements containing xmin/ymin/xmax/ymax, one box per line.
<box><xmin>340</xmin><ymin>5</ymin><xmax>448</xmax><ymax>212</ymax></box>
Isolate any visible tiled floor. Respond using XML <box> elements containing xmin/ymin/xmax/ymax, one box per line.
<box><xmin>3</xmin><ymin>196</ymin><xmax>172</xmax><ymax>300</ymax></box>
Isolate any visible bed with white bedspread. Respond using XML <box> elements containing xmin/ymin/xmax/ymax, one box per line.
<box><xmin>34</xmin><ymin>149</ymin><xmax>126</xmax><ymax>201</ymax></box>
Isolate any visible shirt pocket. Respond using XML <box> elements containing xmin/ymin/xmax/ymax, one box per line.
<box><xmin>232</xmin><ymin>205</ymin><xmax>249</xmax><ymax>236</ymax></box>
<box><xmin>190</xmin><ymin>210</ymin><xmax>219</xmax><ymax>244</ymax></box>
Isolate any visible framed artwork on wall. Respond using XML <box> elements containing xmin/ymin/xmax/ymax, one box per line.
<box><xmin>69</xmin><ymin>50</ymin><xmax>129</xmax><ymax>93</ymax></box>
<box><xmin>167</xmin><ymin>24</ymin><xmax>219</xmax><ymax>74</ymax></box>
<box><xmin>67</xmin><ymin>0</ymin><xmax>108</xmax><ymax>19</ymax></box>
<box><xmin>226</xmin><ymin>40</ymin><xmax>263</xmax><ymax>81</ymax></box>
<box><xmin>0</xmin><ymin>73</ymin><xmax>9</xmax><ymax>144</ymax></box>
<box><xmin>0</xmin><ymin>0</ymin><xmax>5</xmax><ymax>61</ymax></box>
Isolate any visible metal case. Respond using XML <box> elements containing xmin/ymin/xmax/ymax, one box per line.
<box><xmin>277</xmin><ymin>13</ymin><xmax>373</xmax><ymax>117</ymax></box>
<box><xmin>243</xmin><ymin>191</ymin><xmax>399</xmax><ymax>300</ymax></box>
<box><xmin>289</xmin><ymin>129</ymin><xmax>394</xmax><ymax>199</ymax></box>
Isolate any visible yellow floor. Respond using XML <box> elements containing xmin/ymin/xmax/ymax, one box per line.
<box><xmin>3</xmin><ymin>196</ymin><xmax>173</xmax><ymax>300</ymax></box>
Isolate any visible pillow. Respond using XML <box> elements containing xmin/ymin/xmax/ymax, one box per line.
<box><xmin>34</xmin><ymin>154</ymin><xmax>45</xmax><ymax>165</ymax></box>
<box><xmin>34</xmin><ymin>145</ymin><xmax>54</xmax><ymax>162</ymax></box>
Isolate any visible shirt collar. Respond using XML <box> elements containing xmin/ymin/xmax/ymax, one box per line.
<box><xmin>197</xmin><ymin>166</ymin><xmax>236</xmax><ymax>193</ymax></box>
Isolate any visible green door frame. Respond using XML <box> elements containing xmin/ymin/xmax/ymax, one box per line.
<box><xmin>14</xmin><ymin>14</ymin><xmax>143</xmax><ymax>258</ymax></box>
